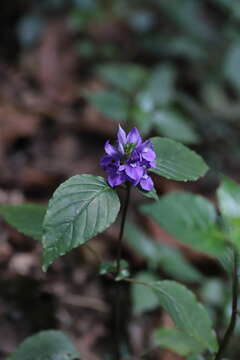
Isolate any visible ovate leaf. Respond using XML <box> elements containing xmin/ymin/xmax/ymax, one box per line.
<box><xmin>218</xmin><ymin>246</ymin><xmax>235</xmax><ymax>275</ymax></box>
<box><xmin>85</xmin><ymin>90</ymin><xmax>129</xmax><ymax>121</ymax></box>
<box><xmin>42</xmin><ymin>175</ymin><xmax>120</xmax><ymax>270</ymax></box>
<box><xmin>217</xmin><ymin>178</ymin><xmax>240</xmax><ymax>247</ymax></box>
<box><xmin>125</xmin><ymin>222</ymin><xmax>203</xmax><ymax>283</ymax></box>
<box><xmin>0</xmin><ymin>204</ymin><xmax>47</xmax><ymax>241</ymax></box>
<box><xmin>131</xmin><ymin>105</ymin><xmax>153</xmax><ymax>136</ymax></box>
<box><xmin>153</xmin><ymin>109</ymin><xmax>200</xmax><ymax>144</ymax></box>
<box><xmin>124</xmin><ymin>222</ymin><xmax>159</xmax><ymax>266</ymax></box>
<box><xmin>160</xmin><ymin>0</ymin><xmax>216</xmax><ymax>42</ymax></box>
<box><xmin>96</xmin><ymin>63</ymin><xmax>147</xmax><ymax>93</ymax></box>
<box><xmin>145</xmin><ymin>64</ymin><xmax>176</xmax><ymax>106</ymax></box>
<box><xmin>132</xmin><ymin>272</ymin><xmax>159</xmax><ymax>315</ymax></box>
<box><xmin>150</xmin><ymin>280</ymin><xmax>218</xmax><ymax>354</ymax></box>
<box><xmin>217</xmin><ymin>178</ymin><xmax>240</xmax><ymax>219</ymax></box>
<box><xmin>154</xmin><ymin>327</ymin><xmax>201</xmax><ymax>356</ymax></box>
<box><xmin>6</xmin><ymin>330</ymin><xmax>80</xmax><ymax>360</ymax></box>
<box><xmin>137</xmin><ymin>187</ymin><xmax>159</xmax><ymax>201</ymax></box>
<box><xmin>140</xmin><ymin>192</ymin><xmax>225</xmax><ymax>256</ymax></box>
<box><xmin>150</xmin><ymin>137</ymin><xmax>208</xmax><ymax>181</ymax></box>
<box><xmin>157</xmin><ymin>244</ymin><xmax>204</xmax><ymax>283</ymax></box>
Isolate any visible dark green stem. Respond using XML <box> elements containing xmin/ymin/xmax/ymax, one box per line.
<box><xmin>116</xmin><ymin>184</ymin><xmax>131</xmax><ymax>276</ymax></box>
<box><xmin>114</xmin><ymin>184</ymin><xmax>131</xmax><ymax>360</ymax></box>
<box><xmin>214</xmin><ymin>246</ymin><xmax>239</xmax><ymax>360</ymax></box>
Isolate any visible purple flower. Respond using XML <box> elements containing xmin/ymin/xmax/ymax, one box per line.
<box><xmin>100</xmin><ymin>125</ymin><xmax>156</xmax><ymax>191</ymax></box>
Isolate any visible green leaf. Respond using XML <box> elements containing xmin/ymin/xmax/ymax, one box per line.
<box><xmin>187</xmin><ymin>355</ymin><xmax>205</xmax><ymax>360</ymax></box>
<box><xmin>76</xmin><ymin>39</ymin><xmax>96</xmax><ymax>57</ymax></box>
<box><xmin>213</xmin><ymin>0</ymin><xmax>240</xmax><ymax>18</ymax></box>
<box><xmin>99</xmin><ymin>260</ymin><xmax>130</xmax><ymax>281</ymax></box>
<box><xmin>201</xmin><ymin>278</ymin><xmax>224</xmax><ymax>307</ymax></box>
<box><xmin>218</xmin><ymin>246</ymin><xmax>235</xmax><ymax>275</ymax></box>
<box><xmin>85</xmin><ymin>90</ymin><xmax>129</xmax><ymax>121</ymax></box>
<box><xmin>0</xmin><ymin>204</ymin><xmax>47</xmax><ymax>241</ymax></box>
<box><xmin>131</xmin><ymin>272</ymin><xmax>159</xmax><ymax>315</ymax></box>
<box><xmin>42</xmin><ymin>175</ymin><xmax>120</xmax><ymax>271</ymax></box>
<box><xmin>144</xmin><ymin>64</ymin><xmax>176</xmax><ymax>106</ymax></box>
<box><xmin>160</xmin><ymin>0</ymin><xmax>216</xmax><ymax>42</ymax></box>
<box><xmin>156</xmin><ymin>244</ymin><xmax>204</xmax><ymax>283</ymax></box>
<box><xmin>217</xmin><ymin>177</ymin><xmax>240</xmax><ymax>247</ymax></box>
<box><xmin>6</xmin><ymin>330</ymin><xmax>80</xmax><ymax>360</ymax></box>
<box><xmin>150</xmin><ymin>137</ymin><xmax>208</xmax><ymax>181</ymax></box>
<box><xmin>99</xmin><ymin>261</ymin><xmax>117</xmax><ymax>275</ymax></box>
<box><xmin>124</xmin><ymin>222</ymin><xmax>159</xmax><ymax>265</ymax></box>
<box><xmin>69</xmin><ymin>8</ymin><xmax>98</xmax><ymax>31</ymax></box>
<box><xmin>217</xmin><ymin>177</ymin><xmax>240</xmax><ymax>218</ymax></box>
<box><xmin>224</xmin><ymin>42</ymin><xmax>240</xmax><ymax>92</ymax></box>
<box><xmin>142</xmin><ymin>35</ymin><xmax>206</xmax><ymax>60</ymax></box>
<box><xmin>137</xmin><ymin>187</ymin><xmax>159</xmax><ymax>201</ymax></box>
<box><xmin>130</xmin><ymin>105</ymin><xmax>153</xmax><ymax>136</ymax></box>
<box><xmin>126</xmin><ymin>8</ymin><xmax>155</xmax><ymax>32</ymax></box>
<box><xmin>165</xmin><ymin>36</ymin><xmax>206</xmax><ymax>60</ymax></box>
<box><xmin>124</xmin><ymin>222</ymin><xmax>203</xmax><ymax>283</ymax></box>
<box><xmin>153</xmin><ymin>109</ymin><xmax>200</xmax><ymax>144</ymax></box>
<box><xmin>154</xmin><ymin>327</ymin><xmax>202</xmax><ymax>356</ymax></box>
<box><xmin>140</xmin><ymin>192</ymin><xmax>225</xmax><ymax>256</ymax></box>
<box><xmin>150</xmin><ymin>280</ymin><xmax>218</xmax><ymax>353</ymax></box>
<box><xmin>96</xmin><ymin>63</ymin><xmax>147</xmax><ymax>93</ymax></box>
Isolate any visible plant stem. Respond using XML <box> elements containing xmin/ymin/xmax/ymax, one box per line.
<box><xmin>114</xmin><ymin>184</ymin><xmax>131</xmax><ymax>360</ymax></box>
<box><xmin>116</xmin><ymin>184</ymin><xmax>131</xmax><ymax>276</ymax></box>
<box><xmin>214</xmin><ymin>246</ymin><xmax>239</xmax><ymax>360</ymax></box>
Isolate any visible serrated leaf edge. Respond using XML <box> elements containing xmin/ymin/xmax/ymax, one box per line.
<box><xmin>42</xmin><ymin>174</ymin><xmax>120</xmax><ymax>270</ymax></box>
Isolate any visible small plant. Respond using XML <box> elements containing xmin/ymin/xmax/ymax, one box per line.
<box><xmin>1</xmin><ymin>126</ymin><xmax>240</xmax><ymax>360</ymax></box>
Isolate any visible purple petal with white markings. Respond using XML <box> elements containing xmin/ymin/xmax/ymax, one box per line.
<box><xmin>125</xmin><ymin>164</ymin><xmax>144</xmax><ymax>181</ymax></box>
<box><xmin>140</xmin><ymin>175</ymin><xmax>154</xmax><ymax>191</ymax></box>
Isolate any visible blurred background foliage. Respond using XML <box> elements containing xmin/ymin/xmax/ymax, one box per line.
<box><xmin>1</xmin><ymin>0</ymin><xmax>240</xmax><ymax>358</ymax></box>
<box><xmin>9</xmin><ymin>0</ymin><xmax>240</xmax><ymax>174</ymax></box>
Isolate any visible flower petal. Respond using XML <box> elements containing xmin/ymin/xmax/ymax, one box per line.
<box><xmin>119</xmin><ymin>164</ymin><xmax>125</xmax><ymax>171</ymax></box>
<box><xmin>129</xmin><ymin>149</ymin><xmax>140</xmax><ymax>162</ymax></box>
<box><xmin>117</xmin><ymin>125</ymin><xmax>127</xmax><ymax>147</ymax></box>
<box><xmin>142</xmin><ymin>148</ymin><xmax>156</xmax><ymax>162</ymax></box>
<box><xmin>136</xmin><ymin>139</ymin><xmax>149</xmax><ymax>149</ymax></box>
<box><xmin>118</xmin><ymin>142</ymin><xmax>125</xmax><ymax>155</ymax></box>
<box><xmin>140</xmin><ymin>175</ymin><xmax>154</xmax><ymax>191</ymax></box>
<box><xmin>125</xmin><ymin>164</ymin><xmax>144</xmax><ymax>181</ymax></box>
<box><xmin>148</xmin><ymin>159</ymin><xmax>157</xmax><ymax>169</ymax></box>
<box><xmin>100</xmin><ymin>155</ymin><xmax>112</xmax><ymax>167</ymax></box>
<box><xmin>137</xmin><ymin>140</ymin><xmax>156</xmax><ymax>162</ymax></box>
<box><xmin>127</xmin><ymin>127</ymin><xmax>142</xmax><ymax>146</ymax></box>
<box><xmin>100</xmin><ymin>154</ymin><xmax>119</xmax><ymax>167</ymax></box>
<box><xmin>107</xmin><ymin>172</ymin><xmax>126</xmax><ymax>187</ymax></box>
<box><xmin>104</xmin><ymin>141</ymin><xmax>118</xmax><ymax>156</ymax></box>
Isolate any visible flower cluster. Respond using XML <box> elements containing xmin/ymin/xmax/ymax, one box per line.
<box><xmin>100</xmin><ymin>125</ymin><xmax>156</xmax><ymax>191</ymax></box>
